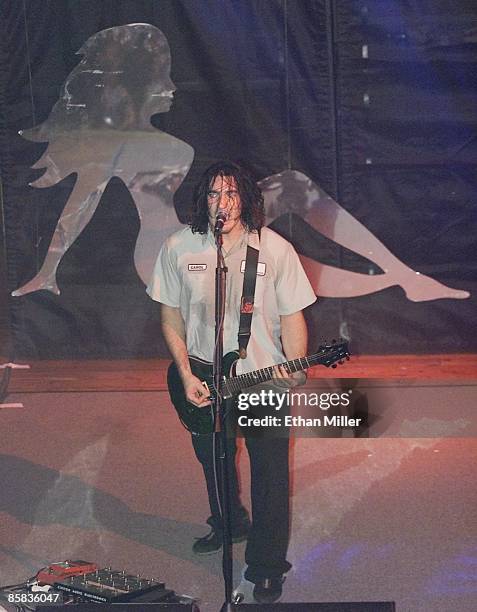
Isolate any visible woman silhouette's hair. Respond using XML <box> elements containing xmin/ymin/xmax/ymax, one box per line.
<box><xmin>25</xmin><ymin>23</ymin><xmax>173</xmax><ymax>138</ymax></box>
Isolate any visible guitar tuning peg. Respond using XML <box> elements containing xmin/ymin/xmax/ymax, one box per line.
<box><xmin>331</xmin><ymin>364</ymin><xmax>337</xmax><ymax>369</ymax></box>
<box><xmin>338</xmin><ymin>360</ymin><xmax>344</xmax><ymax>365</ymax></box>
<box><xmin>346</xmin><ymin>355</ymin><xmax>350</xmax><ymax>361</ymax></box>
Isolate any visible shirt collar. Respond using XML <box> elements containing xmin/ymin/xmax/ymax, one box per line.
<box><xmin>205</xmin><ymin>227</ymin><xmax>253</xmax><ymax>257</ymax></box>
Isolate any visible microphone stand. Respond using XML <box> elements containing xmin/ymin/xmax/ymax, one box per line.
<box><xmin>214</xmin><ymin>228</ymin><xmax>239</xmax><ymax>612</ymax></box>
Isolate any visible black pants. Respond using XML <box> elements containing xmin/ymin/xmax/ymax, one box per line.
<box><xmin>191</xmin><ymin>416</ymin><xmax>291</xmax><ymax>582</ymax></box>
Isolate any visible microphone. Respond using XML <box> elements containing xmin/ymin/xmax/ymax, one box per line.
<box><xmin>214</xmin><ymin>210</ymin><xmax>228</xmax><ymax>233</ymax></box>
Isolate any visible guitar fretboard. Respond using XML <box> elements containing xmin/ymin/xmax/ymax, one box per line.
<box><xmin>221</xmin><ymin>351</ymin><xmax>339</xmax><ymax>396</ymax></box>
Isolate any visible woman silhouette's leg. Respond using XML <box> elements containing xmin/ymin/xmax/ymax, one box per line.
<box><xmin>299</xmin><ymin>256</ymin><xmax>396</xmax><ymax>297</ymax></box>
<box><xmin>262</xmin><ymin>170</ymin><xmax>469</xmax><ymax>301</ymax></box>
<box><xmin>305</xmin><ymin>202</ymin><xmax>469</xmax><ymax>301</ymax></box>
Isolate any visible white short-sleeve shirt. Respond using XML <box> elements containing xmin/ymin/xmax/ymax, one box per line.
<box><xmin>147</xmin><ymin>226</ymin><xmax>316</xmax><ymax>374</ymax></box>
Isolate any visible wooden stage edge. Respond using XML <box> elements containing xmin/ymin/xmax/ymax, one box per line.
<box><xmin>2</xmin><ymin>354</ymin><xmax>477</xmax><ymax>393</ymax></box>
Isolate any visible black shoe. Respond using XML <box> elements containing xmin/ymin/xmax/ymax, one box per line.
<box><xmin>252</xmin><ymin>576</ymin><xmax>285</xmax><ymax>604</ymax></box>
<box><xmin>192</xmin><ymin>527</ymin><xmax>223</xmax><ymax>554</ymax></box>
<box><xmin>192</xmin><ymin>517</ymin><xmax>250</xmax><ymax>555</ymax></box>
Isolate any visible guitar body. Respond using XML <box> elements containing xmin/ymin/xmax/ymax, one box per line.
<box><xmin>167</xmin><ymin>341</ymin><xmax>349</xmax><ymax>435</ymax></box>
<box><xmin>167</xmin><ymin>351</ymin><xmax>239</xmax><ymax>435</ymax></box>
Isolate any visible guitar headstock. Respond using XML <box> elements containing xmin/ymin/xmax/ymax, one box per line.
<box><xmin>317</xmin><ymin>339</ymin><xmax>350</xmax><ymax>368</ymax></box>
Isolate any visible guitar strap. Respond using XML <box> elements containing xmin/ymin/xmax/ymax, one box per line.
<box><xmin>238</xmin><ymin>230</ymin><xmax>260</xmax><ymax>359</ymax></box>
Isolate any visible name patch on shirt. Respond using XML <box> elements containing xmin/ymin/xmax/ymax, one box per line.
<box><xmin>240</xmin><ymin>261</ymin><xmax>266</xmax><ymax>275</ymax></box>
<box><xmin>188</xmin><ymin>264</ymin><xmax>207</xmax><ymax>271</ymax></box>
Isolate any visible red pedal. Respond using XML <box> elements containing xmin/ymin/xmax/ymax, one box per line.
<box><xmin>37</xmin><ymin>560</ymin><xmax>99</xmax><ymax>585</ymax></box>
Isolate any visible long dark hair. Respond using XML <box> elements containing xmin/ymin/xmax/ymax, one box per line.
<box><xmin>189</xmin><ymin>161</ymin><xmax>265</xmax><ymax>234</ymax></box>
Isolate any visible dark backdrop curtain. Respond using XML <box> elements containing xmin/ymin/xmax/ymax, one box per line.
<box><xmin>1</xmin><ymin>0</ymin><xmax>476</xmax><ymax>358</ymax></box>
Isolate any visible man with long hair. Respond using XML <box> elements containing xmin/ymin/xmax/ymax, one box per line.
<box><xmin>148</xmin><ymin>161</ymin><xmax>316</xmax><ymax>603</ymax></box>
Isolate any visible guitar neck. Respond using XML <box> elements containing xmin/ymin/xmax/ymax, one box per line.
<box><xmin>223</xmin><ymin>352</ymin><xmax>326</xmax><ymax>396</ymax></box>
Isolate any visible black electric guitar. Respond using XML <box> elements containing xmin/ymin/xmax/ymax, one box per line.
<box><xmin>167</xmin><ymin>340</ymin><xmax>350</xmax><ymax>435</ymax></box>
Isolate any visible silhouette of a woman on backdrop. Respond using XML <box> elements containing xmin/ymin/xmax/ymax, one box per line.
<box><xmin>13</xmin><ymin>23</ymin><xmax>192</xmax><ymax>296</ymax></box>
<box><xmin>13</xmin><ymin>23</ymin><xmax>469</xmax><ymax>302</ymax></box>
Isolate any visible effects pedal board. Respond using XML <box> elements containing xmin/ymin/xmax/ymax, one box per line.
<box><xmin>53</xmin><ymin>566</ymin><xmax>181</xmax><ymax>604</ymax></box>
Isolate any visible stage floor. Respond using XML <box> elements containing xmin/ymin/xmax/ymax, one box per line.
<box><xmin>3</xmin><ymin>354</ymin><xmax>477</xmax><ymax>393</ymax></box>
<box><xmin>1</xmin><ymin>365</ymin><xmax>476</xmax><ymax>611</ymax></box>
